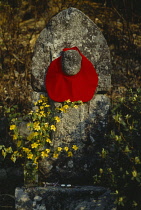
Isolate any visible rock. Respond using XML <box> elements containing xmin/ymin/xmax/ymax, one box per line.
<box><xmin>15</xmin><ymin>187</ymin><xmax>32</xmax><ymax>210</ymax></box>
<box><xmin>15</xmin><ymin>186</ymin><xmax>116</xmax><ymax>210</ymax></box>
<box><xmin>31</xmin><ymin>7</ymin><xmax>111</xmax><ymax>92</ymax></box>
<box><xmin>31</xmin><ymin>8</ymin><xmax>111</xmax><ymax>182</ymax></box>
<box><xmin>62</xmin><ymin>50</ymin><xmax>82</xmax><ymax>75</ymax></box>
<box><xmin>18</xmin><ymin>121</ymin><xmax>30</xmax><ymax>137</ymax></box>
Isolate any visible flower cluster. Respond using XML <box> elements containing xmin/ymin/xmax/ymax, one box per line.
<box><xmin>1</xmin><ymin>95</ymin><xmax>81</xmax><ymax>169</ymax></box>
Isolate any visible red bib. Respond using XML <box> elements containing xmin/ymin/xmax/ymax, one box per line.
<box><xmin>45</xmin><ymin>47</ymin><xmax>98</xmax><ymax>102</ymax></box>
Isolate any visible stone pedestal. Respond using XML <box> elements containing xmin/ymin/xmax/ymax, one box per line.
<box><xmin>15</xmin><ymin>186</ymin><xmax>116</xmax><ymax>210</ymax></box>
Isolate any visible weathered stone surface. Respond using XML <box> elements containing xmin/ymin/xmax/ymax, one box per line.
<box><xmin>31</xmin><ymin>7</ymin><xmax>111</xmax><ymax>183</ymax></box>
<box><xmin>15</xmin><ymin>186</ymin><xmax>116</xmax><ymax>210</ymax></box>
<box><xmin>62</xmin><ymin>50</ymin><xmax>82</xmax><ymax>75</ymax></box>
<box><xmin>31</xmin><ymin>7</ymin><xmax>111</xmax><ymax>92</ymax></box>
<box><xmin>54</xmin><ymin>94</ymin><xmax>110</xmax><ymax>147</ymax></box>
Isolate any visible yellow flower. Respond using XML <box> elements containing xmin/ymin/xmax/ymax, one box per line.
<box><xmin>133</xmin><ymin>201</ymin><xmax>138</xmax><ymax>207</ymax></box>
<box><xmin>101</xmin><ymin>148</ymin><xmax>107</xmax><ymax>158</ymax></box>
<box><xmin>132</xmin><ymin>170</ymin><xmax>138</xmax><ymax>178</ymax></box>
<box><xmin>50</xmin><ymin>125</ymin><xmax>56</xmax><ymax>131</ymax></box>
<box><xmin>27</xmin><ymin>153</ymin><xmax>33</xmax><ymax>159</ymax></box>
<box><xmin>10</xmin><ymin>125</ymin><xmax>16</xmax><ymax>130</ymax></box>
<box><xmin>45</xmin><ymin>149</ymin><xmax>50</xmax><ymax>153</ymax></box>
<box><xmin>59</xmin><ymin>105</ymin><xmax>69</xmax><ymax>112</ymax></box>
<box><xmin>6</xmin><ymin>147</ymin><xmax>13</xmax><ymax>153</ymax></box>
<box><xmin>22</xmin><ymin>147</ymin><xmax>31</xmax><ymax>153</ymax></box>
<box><xmin>17</xmin><ymin>140</ymin><xmax>22</xmax><ymax>147</ymax></box>
<box><xmin>41</xmin><ymin>151</ymin><xmax>49</xmax><ymax>158</ymax></box>
<box><xmin>99</xmin><ymin>168</ymin><xmax>103</xmax><ymax>174</ymax></box>
<box><xmin>54</xmin><ymin>116</ymin><xmax>60</xmax><ymax>122</ymax></box>
<box><xmin>64</xmin><ymin>147</ymin><xmax>69</xmax><ymax>152</ymax></box>
<box><xmin>57</xmin><ymin>147</ymin><xmax>62</xmax><ymax>152</ymax></box>
<box><xmin>72</xmin><ymin>145</ymin><xmax>78</xmax><ymax>151</ymax></box>
<box><xmin>63</xmin><ymin>105</ymin><xmax>69</xmax><ymax>109</ymax></box>
<box><xmin>11</xmin><ymin>155</ymin><xmax>16</xmax><ymax>163</ymax></box>
<box><xmin>68</xmin><ymin>151</ymin><xmax>73</xmax><ymax>157</ymax></box>
<box><xmin>34</xmin><ymin>158</ymin><xmax>38</xmax><ymax>165</ymax></box>
<box><xmin>27</xmin><ymin>132</ymin><xmax>35</xmax><ymax>141</ymax></box>
<box><xmin>39</xmin><ymin>111</ymin><xmax>46</xmax><ymax>117</ymax></box>
<box><xmin>44</xmin><ymin>123</ymin><xmax>49</xmax><ymax>128</ymax></box>
<box><xmin>119</xmin><ymin>197</ymin><xmax>124</xmax><ymax>202</ymax></box>
<box><xmin>59</xmin><ymin>107</ymin><xmax>65</xmax><ymax>112</ymax></box>
<box><xmin>2</xmin><ymin>149</ymin><xmax>6</xmax><ymax>158</ymax></box>
<box><xmin>34</xmin><ymin>101</ymin><xmax>38</xmax><ymax>106</ymax></box>
<box><xmin>33</xmin><ymin>132</ymin><xmax>38</xmax><ymax>137</ymax></box>
<box><xmin>40</xmin><ymin>94</ymin><xmax>44</xmax><ymax>99</ymax></box>
<box><xmin>40</xmin><ymin>95</ymin><xmax>48</xmax><ymax>101</ymax></box>
<box><xmin>135</xmin><ymin>157</ymin><xmax>141</xmax><ymax>164</ymax></box>
<box><xmin>65</xmin><ymin>99</ymin><xmax>71</xmax><ymax>103</ymax></box>
<box><xmin>13</xmin><ymin>134</ymin><xmax>18</xmax><ymax>140</ymax></box>
<box><xmin>37</xmin><ymin>99</ymin><xmax>42</xmax><ymax>103</ymax></box>
<box><xmin>33</xmin><ymin>122</ymin><xmax>40</xmax><ymax>131</ymax></box>
<box><xmin>115</xmin><ymin>190</ymin><xmax>119</xmax><ymax>194</ymax></box>
<box><xmin>74</xmin><ymin>105</ymin><xmax>78</xmax><ymax>109</ymax></box>
<box><xmin>45</xmin><ymin>104</ymin><xmax>50</xmax><ymax>108</ymax></box>
<box><xmin>40</xmin><ymin>106</ymin><xmax>44</xmax><ymax>110</ymax></box>
<box><xmin>31</xmin><ymin>143</ymin><xmax>39</xmax><ymax>148</ymax></box>
<box><xmin>53</xmin><ymin>153</ymin><xmax>59</xmax><ymax>159</ymax></box>
<box><xmin>27</xmin><ymin>122</ymin><xmax>31</xmax><ymax>127</ymax></box>
<box><xmin>46</xmin><ymin>138</ymin><xmax>52</xmax><ymax>143</ymax></box>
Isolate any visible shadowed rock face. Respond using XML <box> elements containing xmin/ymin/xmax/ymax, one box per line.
<box><xmin>61</xmin><ymin>50</ymin><xmax>82</xmax><ymax>76</ymax></box>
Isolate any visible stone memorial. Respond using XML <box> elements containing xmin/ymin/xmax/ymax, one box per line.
<box><xmin>31</xmin><ymin>7</ymin><xmax>111</xmax><ymax>182</ymax></box>
<box><xmin>15</xmin><ymin>7</ymin><xmax>115</xmax><ymax>209</ymax></box>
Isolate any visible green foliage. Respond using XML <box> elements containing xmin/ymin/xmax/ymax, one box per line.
<box><xmin>0</xmin><ymin>95</ymin><xmax>81</xmax><ymax>186</ymax></box>
<box><xmin>0</xmin><ymin>95</ymin><xmax>80</xmax><ymax>164</ymax></box>
<box><xmin>93</xmin><ymin>89</ymin><xmax>141</xmax><ymax>209</ymax></box>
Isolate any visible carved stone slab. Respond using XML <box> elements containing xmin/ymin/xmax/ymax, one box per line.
<box><xmin>31</xmin><ymin>8</ymin><xmax>111</xmax><ymax>181</ymax></box>
<box><xmin>31</xmin><ymin>7</ymin><xmax>111</xmax><ymax>92</ymax></box>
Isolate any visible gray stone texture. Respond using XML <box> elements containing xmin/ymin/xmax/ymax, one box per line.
<box><xmin>62</xmin><ymin>50</ymin><xmax>82</xmax><ymax>75</ymax></box>
<box><xmin>15</xmin><ymin>186</ymin><xmax>116</xmax><ymax>210</ymax></box>
<box><xmin>31</xmin><ymin>7</ymin><xmax>111</xmax><ymax>92</ymax></box>
<box><xmin>31</xmin><ymin>7</ymin><xmax>111</xmax><ymax>181</ymax></box>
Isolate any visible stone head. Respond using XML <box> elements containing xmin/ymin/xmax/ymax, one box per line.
<box><xmin>61</xmin><ymin>50</ymin><xmax>82</xmax><ymax>76</ymax></box>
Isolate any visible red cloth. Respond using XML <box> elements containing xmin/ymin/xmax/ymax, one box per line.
<box><xmin>45</xmin><ymin>47</ymin><xmax>98</xmax><ymax>102</ymax></box>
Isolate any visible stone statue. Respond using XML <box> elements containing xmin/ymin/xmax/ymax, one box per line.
<box><xmin>61</xmin><ymin>49</ymin><xmax>82</xmax><ymax>76</ymax></box>
<box><xmin>31</xmin><ymin>8</ymin><xmax>111</xmax><ymax>183</ymax></box>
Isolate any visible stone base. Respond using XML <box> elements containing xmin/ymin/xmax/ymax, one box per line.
<box><xmin>15</xmin><ymin>186</ymin><xmax>116</xmax><ymax>210</ymax></box>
